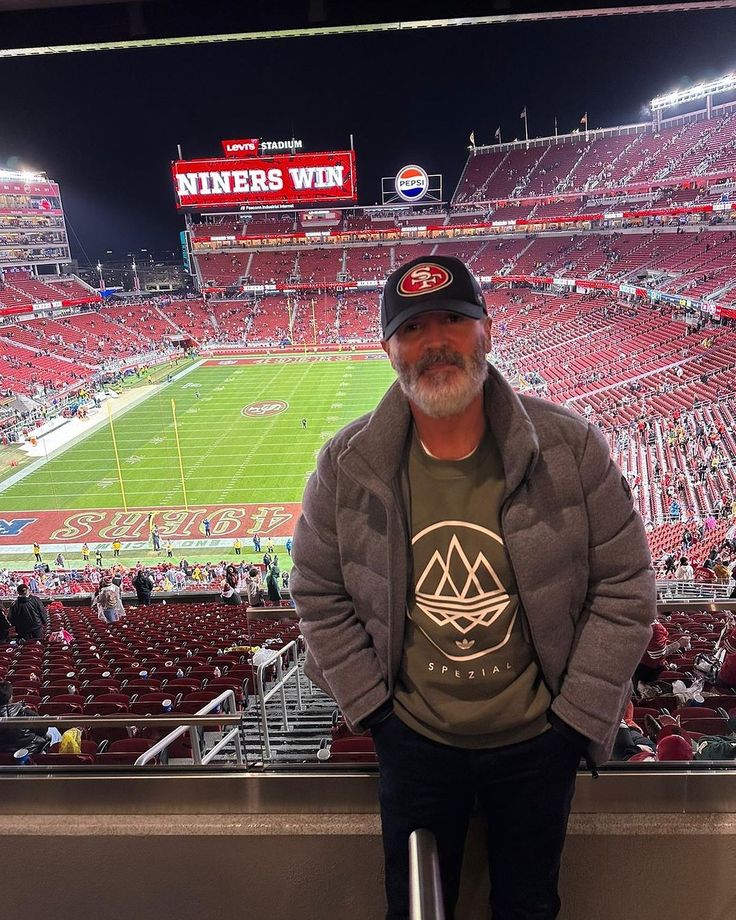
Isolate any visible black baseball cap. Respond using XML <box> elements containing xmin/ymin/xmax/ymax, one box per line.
<box><xmin>381</xmin><ymin>255</ymin><xmax>487</xmax><ymax>340</ymax></box>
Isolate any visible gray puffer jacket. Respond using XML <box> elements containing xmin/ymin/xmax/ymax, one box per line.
<box><xmin>291</xmin><ymin>364</ymin><xmax>656</xmax><ymax>768</ymax></box>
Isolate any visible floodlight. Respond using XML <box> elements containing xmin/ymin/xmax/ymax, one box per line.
<box><xmin>651</xmin><ymin>72</ymin><xmax>736</xmax><ymax>111</ymax></box>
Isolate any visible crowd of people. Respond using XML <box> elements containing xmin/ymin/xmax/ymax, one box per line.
<box><xmin>0</xmin><ymin>554</ymin><xmax>292</xmax><ymax>605</ymax></box>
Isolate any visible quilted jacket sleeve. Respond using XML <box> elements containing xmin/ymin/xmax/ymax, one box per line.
<box><xmin>551</xmin><ymin>423</ymin><xmax>657</xmax><ymax>745</ymax></box>
<box><xmin>290</xmin><ymin>444</ymin><xmax>390</xmax><ymax>729</ymax></box>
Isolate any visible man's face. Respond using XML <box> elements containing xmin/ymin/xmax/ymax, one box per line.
<box><xmin>381</xmin><ymin>310</ymin><xmax>491</xmax><ymax>418</ymax></box>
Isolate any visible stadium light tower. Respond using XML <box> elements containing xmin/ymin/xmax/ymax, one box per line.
<box><xmin>650</xmin><ymin>72</ymin><xmax>736</xmax><ymax>127</ymax></box>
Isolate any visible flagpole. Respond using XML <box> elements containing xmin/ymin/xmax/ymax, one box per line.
<box><xmin>312</xmin><ymin>298</ymin><xmax>317</xmax><ymax>347</ymax></box>
<box><xmin>524</xmin><ymin>110</ymin><xmax>529</xmax><ymax>144</ymax></box>
<box><xmin>106</xmin><ymin>401</ymin><xmax>128</xmax><ymax>513</ymax></box>
<box><xmin>554</xmin><ymin>116</ymin><xmax>558</xmax><ymax>139</ymax></box>
<box><xmin>170</xmin><ymin>398</ymin><xmax>189</xmax><ymax>512</ymax></box>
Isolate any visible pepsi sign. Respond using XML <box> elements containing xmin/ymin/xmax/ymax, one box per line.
<box><xmin>395</xmin><ymin>164</ymin><xmax>429</xmax><ymax>202</ymax></box>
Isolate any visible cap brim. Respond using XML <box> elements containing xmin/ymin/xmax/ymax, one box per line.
<box><xmin>382</xmin><ymin>298</ymin><xmax>486</xmax><ymax>340</ymax></box>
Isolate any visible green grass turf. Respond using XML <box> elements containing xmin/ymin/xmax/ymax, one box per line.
<box><xmin>0</xmin><ymin>356</ymin><xmax>396</xmax><ymax>513</ymax></box>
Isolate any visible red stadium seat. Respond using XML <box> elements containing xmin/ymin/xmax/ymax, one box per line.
<box><xmin>83</xmin><ymin>701</ymin><xmax>128</xmax><ymax>716</ymax></box>
<box><xmin>328</xmin><ymin>735</ymin><xmax>377</xmax><ymax>764</ymax></box>
<box><xmin>38</xmin><ymin>701</ymin><xmax>84</xmax><ymax>717</ymax></box>
<box><xmin>36</xmin><ymin>752</ymin><xmax>96</xmax><ymax>765</ymax></box>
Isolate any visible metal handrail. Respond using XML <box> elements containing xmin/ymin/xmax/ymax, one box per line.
<box><xmin>0</xmin><ymin>694</ymin><xmax>244</xmax><ymax>767</ymax></box>
<box><xmin>409</xmin><ymin>829</ymin><xmax>445</xmax><ymax>920</ymax></box>
<box><xmin>135</xmin><ymin>689</ymin><xmax>244</xmax><ymax>766</ymax></box>
<box><xmin>0</xmin><ymin>715</ymin><xmax>240</xmax><ymax>728</ymax></box>
<box><xmin>255</xmin><ymin>640</ymin><xmax>303</xmax><ymax>760</ymax></box>
<box><xmin>656</xmin><ymin>580</ymin><xmax>734</xmax><ymax>600</ymax></box>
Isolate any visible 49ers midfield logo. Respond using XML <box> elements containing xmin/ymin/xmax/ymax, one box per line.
<box><xmin>241</xmin><ymin>400</ymin><xmax>288</xmax><ymax>417</ymax></box>
<box><xmin>398</xmin><ymin>263</ymin><xmax>453</xmax><ymax>297</ymax></box>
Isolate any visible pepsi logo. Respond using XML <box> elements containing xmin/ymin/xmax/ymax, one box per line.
<box><xmin>395</xmin><ymin>164</ymin><xmax>429</xmax><ymax>202</ymax></box>
<box><xmin>242</xmin><ymin>400</ymin><xmax>288</xmax><ymax>417</ymax></box>
<box><xmin>398</xmin><ymin>263</ymin><xmax>453</xmax><ymax>297</ymax></box>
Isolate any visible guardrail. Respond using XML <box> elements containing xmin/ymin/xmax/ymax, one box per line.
<box><xmin>136</xmin><ymin>689</ymin><xmax>244</xmax><ymax>765</ymax></box>
<box><xmin>656</xmin><ymin>580</ymin><xmax>734</xmax><ymax>601</ymax></box>
<box><xmin>255</xmin><ymin>640</ymin><xmax>304</xmax><ymax>760</ymax></box>
<box><xmin>0</xmin><ymin>696</ymin><xmax>244</xmax><ymax>767</ymax></box>
<box><xmin>409</xmin><ymin>829</ymin><xmax>446</xmax><ymax>920</ymax></box>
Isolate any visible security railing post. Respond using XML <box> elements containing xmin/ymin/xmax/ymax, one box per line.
<box><xmin>409</xmin><ymin>829</ymin><xmax>445</xmax><ymax>920</ymax></box>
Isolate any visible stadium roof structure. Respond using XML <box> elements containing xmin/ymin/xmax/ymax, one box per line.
<box><xmin>651</xmin><ymin>72</ymin><xmax>736</xmax><ymax>112</ymax></box>
<box><xmin>2</xmin><ymin>0</ymin><xmax>736</xmax><ymax>57</ymax></box>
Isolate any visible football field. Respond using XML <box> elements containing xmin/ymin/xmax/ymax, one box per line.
<box><xmin>0</xmin><ymin>354</ymin><xmax>396</xmax><ymax>549</ymax></box>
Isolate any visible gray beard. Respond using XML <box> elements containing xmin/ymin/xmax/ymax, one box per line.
<box><xmin>393</xmin><ymin>341</ymin><xmax>489</xmax><ymax>418</ymax></box>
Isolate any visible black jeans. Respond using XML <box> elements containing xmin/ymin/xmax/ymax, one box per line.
<box><xmin>371</xmin><ymin>714</ymin><xmax>581</xmax><ymax>920</ymax></box>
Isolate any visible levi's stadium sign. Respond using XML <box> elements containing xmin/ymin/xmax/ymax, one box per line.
<box><xmin>172</xmin><ymin>150</ymin><xmax>356</xmax><ymax>209</ymax></box>
<box><xmin>220</xmin><ymin>138</ymin><xmax>304</xmax><ymax>157</ymax></box>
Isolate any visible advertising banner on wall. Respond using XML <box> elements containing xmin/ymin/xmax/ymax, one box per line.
<box><xmin>172</xmin><ymin>151</ymin><xmax>356</xmax><ymax>209</ymax></box>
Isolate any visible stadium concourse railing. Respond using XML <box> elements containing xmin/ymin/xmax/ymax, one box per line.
<box><xmin>254</xmin><ymin>640</ymin><xmax>304</xmax><ymax>760</ymax></box>
<box><xmin>656</xmin><ymin>580</ymin><xmax>735</xmax><ymax>601</ymax></box>
<box><xmin>135</xmin><ymin>688</ymin><xmax>243</xmax><ymax>765</ymax></box>
<box><xmin>0</xmin><ymin>708</ymin><xmax>244</xmax><ymax>767</ymax></box>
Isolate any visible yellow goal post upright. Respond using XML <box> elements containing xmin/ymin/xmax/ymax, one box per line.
<box><xmin>106</xmin><ymin>400</ymin><xmax>128</xmax><ymax>513</ymax></box>
<box><xmin>170</xmin><ymin>398</ymin><xmax>190</xmax><ymax>512</ymax></box>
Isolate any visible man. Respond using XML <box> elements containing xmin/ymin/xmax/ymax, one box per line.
<box><xmin>301</xmin><ymin>417</ymin><xmax>308</xmax><ymax>429</ymax></box>
<box><xmin>291</xmin><ymin>255</ymin><xmax>656</xmax><ymax>920</ymax></box>
<box><xmin>133</xmin><ymin>567</ymin><xmax>154</xmax><ymax>606</ymax></box>
<box><xmin>112</xmin><ymin>539</ymin><xmax>122</xmax><ymax>558</ymax></box>
<box><xmin>233</xmin><ymin>538</ymin><xmax>242</xmax><ymax>556</ymax></box>
<box><xmin>8</xmin><ymin>583</ymin><xmax>48</xmax><ymax>640</ymax></box>
<box><xmin>81</xmin><ymin>542</ymin><xmax>90</xmax><ymax>563</ymax></box>
<box><xmin>203</xmin><ymin>518</ymin><xmax>212</xmax><ymax>537</ymax></box>
<box><xmin>32</xmin><ymin>542</ymin><xmax>42</xmax><ymax>563</ymax></box>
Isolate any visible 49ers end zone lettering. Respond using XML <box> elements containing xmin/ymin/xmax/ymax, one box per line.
<box><xmin>398</xmin><ymin>263</ymin><xmax>454</xmax><ymax>297</ymax></box>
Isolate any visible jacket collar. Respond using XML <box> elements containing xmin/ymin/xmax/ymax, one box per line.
<box><xmin>340</xmin><ymin>362</ymin><xmax>539</xmax><ymax>499</ymax></box>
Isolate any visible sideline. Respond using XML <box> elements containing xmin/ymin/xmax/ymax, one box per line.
<box><xmin>0</xmin><ymin>358</ymin><xmax>204</xmax><ymax>496</ymax></box>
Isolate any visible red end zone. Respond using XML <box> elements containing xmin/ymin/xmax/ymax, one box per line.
<box><xmin>0</xmin><ymin>503</ymin><xmax>301</xmax><ymax>547</ymax></box>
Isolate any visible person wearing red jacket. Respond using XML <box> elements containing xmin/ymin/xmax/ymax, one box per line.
<box><xmin>634</xmin><ymin>620</ymin><xmax>688</xmax><ymax>686</ymax></box>
<box><xmin>717</xmin><ymin>626</ymin><xmax>736</xmax><ymax>689</ymax></box>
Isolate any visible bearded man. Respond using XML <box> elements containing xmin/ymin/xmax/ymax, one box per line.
<box><xmin>291</xmin><ymin>255</ymin><xmax>655</xmax><ymax>920</ymax></box>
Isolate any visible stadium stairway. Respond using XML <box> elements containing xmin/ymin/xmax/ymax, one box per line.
<box><xmin>234</xmin><ymin>675</ymin><xmax>337</xmax><ymax>765</ymax></box>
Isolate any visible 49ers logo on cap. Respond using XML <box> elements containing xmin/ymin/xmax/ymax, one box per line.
<box><xmin>397</xmin><ymin>263</ymin><xmax>453</xmax><ymax>297</ymax></box>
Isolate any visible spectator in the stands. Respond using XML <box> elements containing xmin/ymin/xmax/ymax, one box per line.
<box><xmin>714</xmin><ymin>559</ymin><xmax>731</xmax><ymax>581</ymax></box>
<box><xmin>694</xmin><ymin>559</ymin><xmax>718</xmax><ymax>582</ymax></box>
<box><xmin>265</xmin><ymin>565</ymin><xmax>281</xmax><ymax>603</ymax></box>
<box><xmin>225</xmin><ymin>564</ymin><xmax>239</xmax><ymax>591</ymax></box>
<box><xmin>220</xmin><ymin>581</ymin><xmax>242</xmax><ymax>606</ymax></box>
<box><xmin>674</xmin><ymin>556</ymin><xmax>694</xmax><ymax>581</ymax></box>
<box><xmin>245</xmin><ymin>567</ymin><xmax>264</xmax><ymax>607</ymax></box>
<box><xmin>0</xmin><ymin>681</ymin><xmax>50</xmax><ymax>757</ymax></box>
<box><xmin>716</xmin><ymin>623</ymin><xmax>736</xmax><ymax>690</ymax></box>
<box><xmin>611</xmin><ymin>701</ymin><xmax>655</xmax><ymax>761</ymax></box>
<box><xmin>8</xmin><ymin>583</ymin><xmax>48</xmax><ymax>640</ymax></box>
<box><xmin>634</xmin><ymin>619</ymin><xmax>688</xmax><ymax>687</ymax></box>
<box><xmin>94</xmin><ymin>574</ymin><xmax>124</xmax><ymax>623</ymax></box>
<box><xmin>0</xmin><ymin>607</ymin><xmax>11</xmax><ymax>643</ymax></box>
<box><xmin>132</xmin><ymin>567</ymin><xmax>154</xmax><ymax>606</ymax></box>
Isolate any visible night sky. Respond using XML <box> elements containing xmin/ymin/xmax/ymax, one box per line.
<box><xmin>1</xmin><ymin>6</ymin><xmax>735</xmax><ymax>264</ymax></box>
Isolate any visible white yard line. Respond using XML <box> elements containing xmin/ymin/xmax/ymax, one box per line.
<box><xmin>0</xmin><ymin>360</ymin><xmax>204</xmax><ymax>496</ymax></box>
